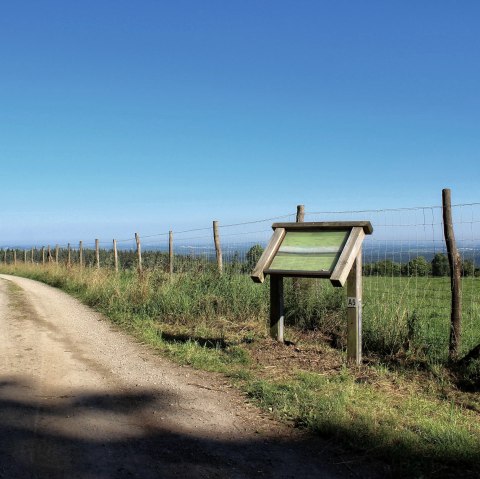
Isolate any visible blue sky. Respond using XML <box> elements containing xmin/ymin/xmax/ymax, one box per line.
<box><xmin>1</xmin><ymin>1</ymin><xmax>479</xmax><ymax>245</ymax></box>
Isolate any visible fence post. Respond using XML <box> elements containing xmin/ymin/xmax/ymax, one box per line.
<box><xmin>293</xmin><ymin>204</ymin><xmax>305</xmax><ymax>295</ymax></box>
<box><xmin>442</xmin><ymin>188</ymin><xmax>462</xmax><ymax>361</ymax></box>
<box><xmin>55</xmin><ymin>244</ymin><xmax>59</xmax><ymax>264</ymax></box>
<box><xmin>31</xmin><ymin>247</ymin><xmax>34</xmax><ymax>264</ymax></box>
<box><xmin>79</xmin><ymin>241</ymin><xmax>83</xmax><ymax>268</ymax></box>
<box><xmin>13</xmin><ymin>250</ymin><xmax>17</xmax><ymax>266</ymax></box>
<box><xmin>42</xmin><ymin>247</ymin><xmax>45</xmax><ymax>265</ymax></box>
<box><xmin>95</xmin><ymin>239</ymin><xmax>100</xmax><ymax>269</ymax></box>
<box><xmin>47</xmin><ymin>245</ymin><xmax>52</xmax><ymax>263</ymax></box>
<box><xmin>24</xmin><ymin>249</ymin><xmax>27</xmax><ymax>263</ymax></box>
<box><xmin>296</xmin><ymin>204</ymin><xmax>305</xmax><ymax>222</ymax></box>
<box><xmin>213</xmin><ymin>221</ymin><xmax>223</xmax><ymax>274</ymax></box>
<box><xmin>135</xmin><ymin>233</ymin><xmax>142</xmax><ymax>273</ymax></box>
<box><xmin>67</xmin><ymin>243</ymin><xmax>71</xmax><ymax>267</ymax></box>
<box><xmin>169</xmin><ymin>230</ymin><xmax>174</xmax><ymax>275</ymax></box>
<box><xmin>113</xmin><ymin>239</ymin><xmax>118</xmax><ymax>273</ymax></box>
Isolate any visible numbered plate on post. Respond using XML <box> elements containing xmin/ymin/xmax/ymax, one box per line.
<box><xmin>347</xmin><ymin>297</ymin><xmax>358</xmax><ymax>308</ymax></box>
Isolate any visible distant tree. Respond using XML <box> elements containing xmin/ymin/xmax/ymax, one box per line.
<box><xmin>462</xmin><ymin>259</ymin><xmax>475</xmax><ymax>277</ymax></box>
<box><xmin>244</xmin><ymin>244</ymin><xmax>264</xmax><ymax>272</ymax></box>
<box><xmin>404</xmin><ymin>256</ymin><xmax>431</xmax><ymax>276</ymax></box>
<box><xmin>431</xmin><ymin>253</ymin><xmax>450</xmax><ymax>277</ymax></box>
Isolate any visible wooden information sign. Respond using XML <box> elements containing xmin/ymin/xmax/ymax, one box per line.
<box><xmin>251</xmin><ymin>221</ymin><xmax>373</xmax><ymax>364</ymax></box>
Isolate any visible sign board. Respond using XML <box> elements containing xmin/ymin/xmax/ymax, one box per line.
<box><xmin>251</xmin><ymin>222</ymin><xmax>373</xmax><ymax>287</ymax></box>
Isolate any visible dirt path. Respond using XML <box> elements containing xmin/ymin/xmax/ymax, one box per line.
<box><xmin>0</xmin><ymin>274</ymin><xmax>381</xmax><ymax>478</ymax></box>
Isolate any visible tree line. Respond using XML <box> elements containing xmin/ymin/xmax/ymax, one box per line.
<box><xmin>363</xmin><ymin>253</ymin><xmax>479</xmax><ymax>277</ymax></box>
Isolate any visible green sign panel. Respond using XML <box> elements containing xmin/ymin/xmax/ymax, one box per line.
<box><xmin>267</xmin><ymin>230</ymin><xmax>349</xmax><ymax>273</ymax></box>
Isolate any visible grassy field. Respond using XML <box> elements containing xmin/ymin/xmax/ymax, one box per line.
<box><xmin>1</xmin><ymin>263</ymin><xmax>480</xmax><ymax>477</ymax></box>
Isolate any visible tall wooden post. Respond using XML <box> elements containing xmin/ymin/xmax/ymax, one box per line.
<box><xmin>41</xmin><ymin>247</ymin><xmax>45</xmax><ymax>265</ymax></box>
<box><xmin>13</xmin><ymin>250</ymin><xmax>17</xmax><ymax>266</ymax></box>
<box><xmin>79</xmin><ymin>241</ymin><xmax>83</xmax><ymax>268</ymax></box>
<box><xmin>67</xmin><ymin>243</ymin><xmax>71</xmax><ymax>267</ymax></box>
<box><xmin>135</xmin><ymin>233</ymin><xmax>142</xmax><ymax>273</ymax></box>
<box><xmin>24</xmin><ymin>250</ymin><xmax>27</xmax><ymax>263</ymax></box>
<box><xmin>296</xmin><ymin>204</ymin><xmax>305</xmax><ymax>222</ymax></box>
<box><xmin>442</xmin><ymin>188</ymin><xmax>462</xmax><ymax>361</ymax></box>
<box><xmin>270</xmin><ymin>275</ymin><xmax>284</xmax><ymax>342</ymax></box>
<box><xmin>169</xmin><ymin>230</ymin><xmax>174</xmax><ymax>275</ymax></box>
<box><xmin>47</xmin><ymin>245</ymin><xmax>52</xmax><ymax>263</ymax></box>
<box><xmin>113</xmin><ymin>239</ymin><xmax>118</xmax><ymax>273</ymax></box>
<box><xmin>347</xmin><ymin>250</ymin><xmax>362</xmax><ymax>365</ymax></box>
<box><xmin>31</xmin><ymin>247</ymin><xmax>34</xmax><ymax>264</ymax></box>
<box><xmin>55</xmin><ymin>244</ymin><xmax>59</xmax><ymax>264</ymax></box>
<box><xmin>95</xmin><ymin>239</ymin><xmax>100</xmax><ymax>269</ymax></box>
<box><xmin>213</xmin><ymin>221</ymin><xmax>223</xmax><ymax>274</ymax></box>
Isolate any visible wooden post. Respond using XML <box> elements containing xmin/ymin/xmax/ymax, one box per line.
<box><xmin>293</xmin><ymin>204</ymin><xmax>305</xmax><ymax>294</ymax></box>
<box><xmin>95</xmin><ymin>239</ymin><xmax>100</xmax><ymax>269</ymax></box>
<box><xmin>67</xmin><ymin>243</ymin><xmax>71</xmax><ymax>267</ymax></box>
<box><xmin>213</xmin><ymin>221</ymin><xmax>223</xmax><ymax>274</ymax></box>
<box><xmin>31</xmin><ymin>247</ymin><xmax>34</xmax><ymax>264</ymax></box>
<box><xmin>79</xmin><ymin>241</ymin><xmax>83</xmax><ymax>268</ymax></box>
<box><xmin>55</xmin><ymin>244</ymin><xmax>59</xmax><ymax>264</ymax></box>
<box><xmin>13</xmin><ymin>250</ymin><xmax>17</xmax><ymax>266</ymax></box>
<box><xmin>3</xmin><ymin>250</ymin><xmax>6</xmax><ymax>265</ymax></box>
<box><xmin>442</xmin><ymin>188</ymin><xmax>462</xmax><ymax>361</ymax></box>
<box><xmin>346</xmin><ymin>250</ymin><xmax>362</xmax><ymax>365</ymax></box>
<box><xmin>42</xmin><ymin>247</ymin><xmax>45</xmax><ymax>265</ymax></box>
<box><xmin>113</xmin><ymin>239</ymin><xmax>118</xmax><ymax>273</ymax></box>
<box><xmin>296</xmin><ymin>204</ymin><xmax>305</xmax><ymax>222</ymax></box>
<box><xmin>24</xmin><ymin>250</ymin><xmax>27</xmax><ymax>263</ymax></box>
<box><xmin>270</xmin><ymin>275</ymin><xmax>284</xmax><ymax>342</ymax></box>
<box><xmin>169</xmin><ymin>230</ymin><xmax>174</xmax><ymax>275</ymax></box>
<box><xmin>47</xmin><ymin>245</ymin><xmax>52</xmax><ymax>263</ymax></box>
<box><xmin>135</xmin><ymin>233</ymin><xmax>142</xmax><ymax>273</ymax></box>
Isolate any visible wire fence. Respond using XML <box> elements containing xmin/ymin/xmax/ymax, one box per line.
<box><xmin>1</xmin><ymin>201</ymin><xmax>479</xmax><ymax>363</ymax></box>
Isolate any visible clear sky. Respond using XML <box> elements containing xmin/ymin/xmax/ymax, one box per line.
<box><xmin>1</xmin><ymin>1</ymin><xmax>479</xmax><ymax>245</ymax></box>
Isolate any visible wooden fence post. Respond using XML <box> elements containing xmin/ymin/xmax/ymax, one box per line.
<box><xmin>347</xmin><ymin>250</ymin><xmax>363</xmax><ymax>365</ymax></box>
<box><xmin>67</xmin><ymin>243</ymin><xmax>71</xmax><ymax>267</ymax></box>
<box><xmin>442</xmin><ymin>188</ymin><xmax>462</xmax><ymax>361</ymax></box>
<box><xmin>31</xmin><ymin>247</ymin><xmax>34</xmax><ymax>264</ymax></box>
<box><xmin>13</xmin><ymin>250</ymin><xmax>17</xmax><ymax>266</ymax></box>
<box><xmin>24</xmin><ymin>250</ymin><xmax>27</xmax><ymax>263</ymax></box>
<box><xmin>42</xmin><ymin>247</ymin><xmax>45</xmax><ymax>265</ymax></box>
<box><xmin>79</xmin><ymin>241</ymin><xmax>83</xmax><ymax>268</ymax></box>
<box><xmin>95</xmin><ymin>239</ymin><xmax>100</xmax><ymax>269</ymax></box>
<box><xmin>135</xmin><ymin>233</ymin><xmax>142</xmax><ymax>273</ymax></box>
<box><xmin>293</xmin><ymin>204</ymin><xmax>305</xmax><ymax>294</ymax></box>
<box><xmin>47</xmin><ymin>245</ymin><xmax>52</xmax><ymax>263</ymax></box>
<box><xmin>213</xmin><ymin>221</ymin><xmax>223</xmax><ymax>274</ymax></box>
<box><xmin>169</xmin><ymin>230</ymin><xmax>174</xmax><ymax>275</ymax></box>
<box><xmin>55</xmin><ymin>244</ymin><xmax>59</xmax><ymax>264</ymax></box>
<box><xmin>113</xmin><ymin>239</ymin><xmax>118</xmax><ymax>273</ymax></box>
<box><xmin>296</xmin><ymin>204</ymin><xmax>305</xmax><ymax>222</ymax></box>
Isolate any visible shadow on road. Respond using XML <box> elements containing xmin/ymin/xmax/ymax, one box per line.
<box><xmin>0</xmin><ymin>376</ymin><xmax>372</xmax><ymax>479</ymax></box>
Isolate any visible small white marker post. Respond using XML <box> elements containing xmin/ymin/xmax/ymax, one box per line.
<box><xmin>346</xmin><ymin>250</ymin><xmax>362</xmax><ymax>365</ymax></box>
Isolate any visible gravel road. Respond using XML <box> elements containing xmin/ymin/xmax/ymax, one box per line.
<box><xmin>0</xmin><ymin>274</ymin><xmax>380</xmax><ymax>478</ymax></box>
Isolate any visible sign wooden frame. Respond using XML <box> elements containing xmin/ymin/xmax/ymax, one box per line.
<box><xmin>251</xmin><ymin>221</ymin><xmax>373</xmax><ymax>365</ymax></box>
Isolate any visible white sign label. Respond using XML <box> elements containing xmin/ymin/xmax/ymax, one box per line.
<box><xmin>347</xmin><ymin>297</ymin><xmax>357</xmax><ymax>308</ymax></box>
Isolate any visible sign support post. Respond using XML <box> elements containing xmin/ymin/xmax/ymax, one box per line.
<box><xmin>347</xmin><ymin>250</ymin><xmax>362</xmax><ymax>365</ymax></box>
<box><xmin>270</xmin><ymin>275</ymin><xmax>284</xmax><ymax>342</ymax></box>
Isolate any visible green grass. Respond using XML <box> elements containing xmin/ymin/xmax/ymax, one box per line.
<box><xmin>1</xmin><ymin>263</ymin><xmax>480</xmax><ymax>477</ymax></box>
